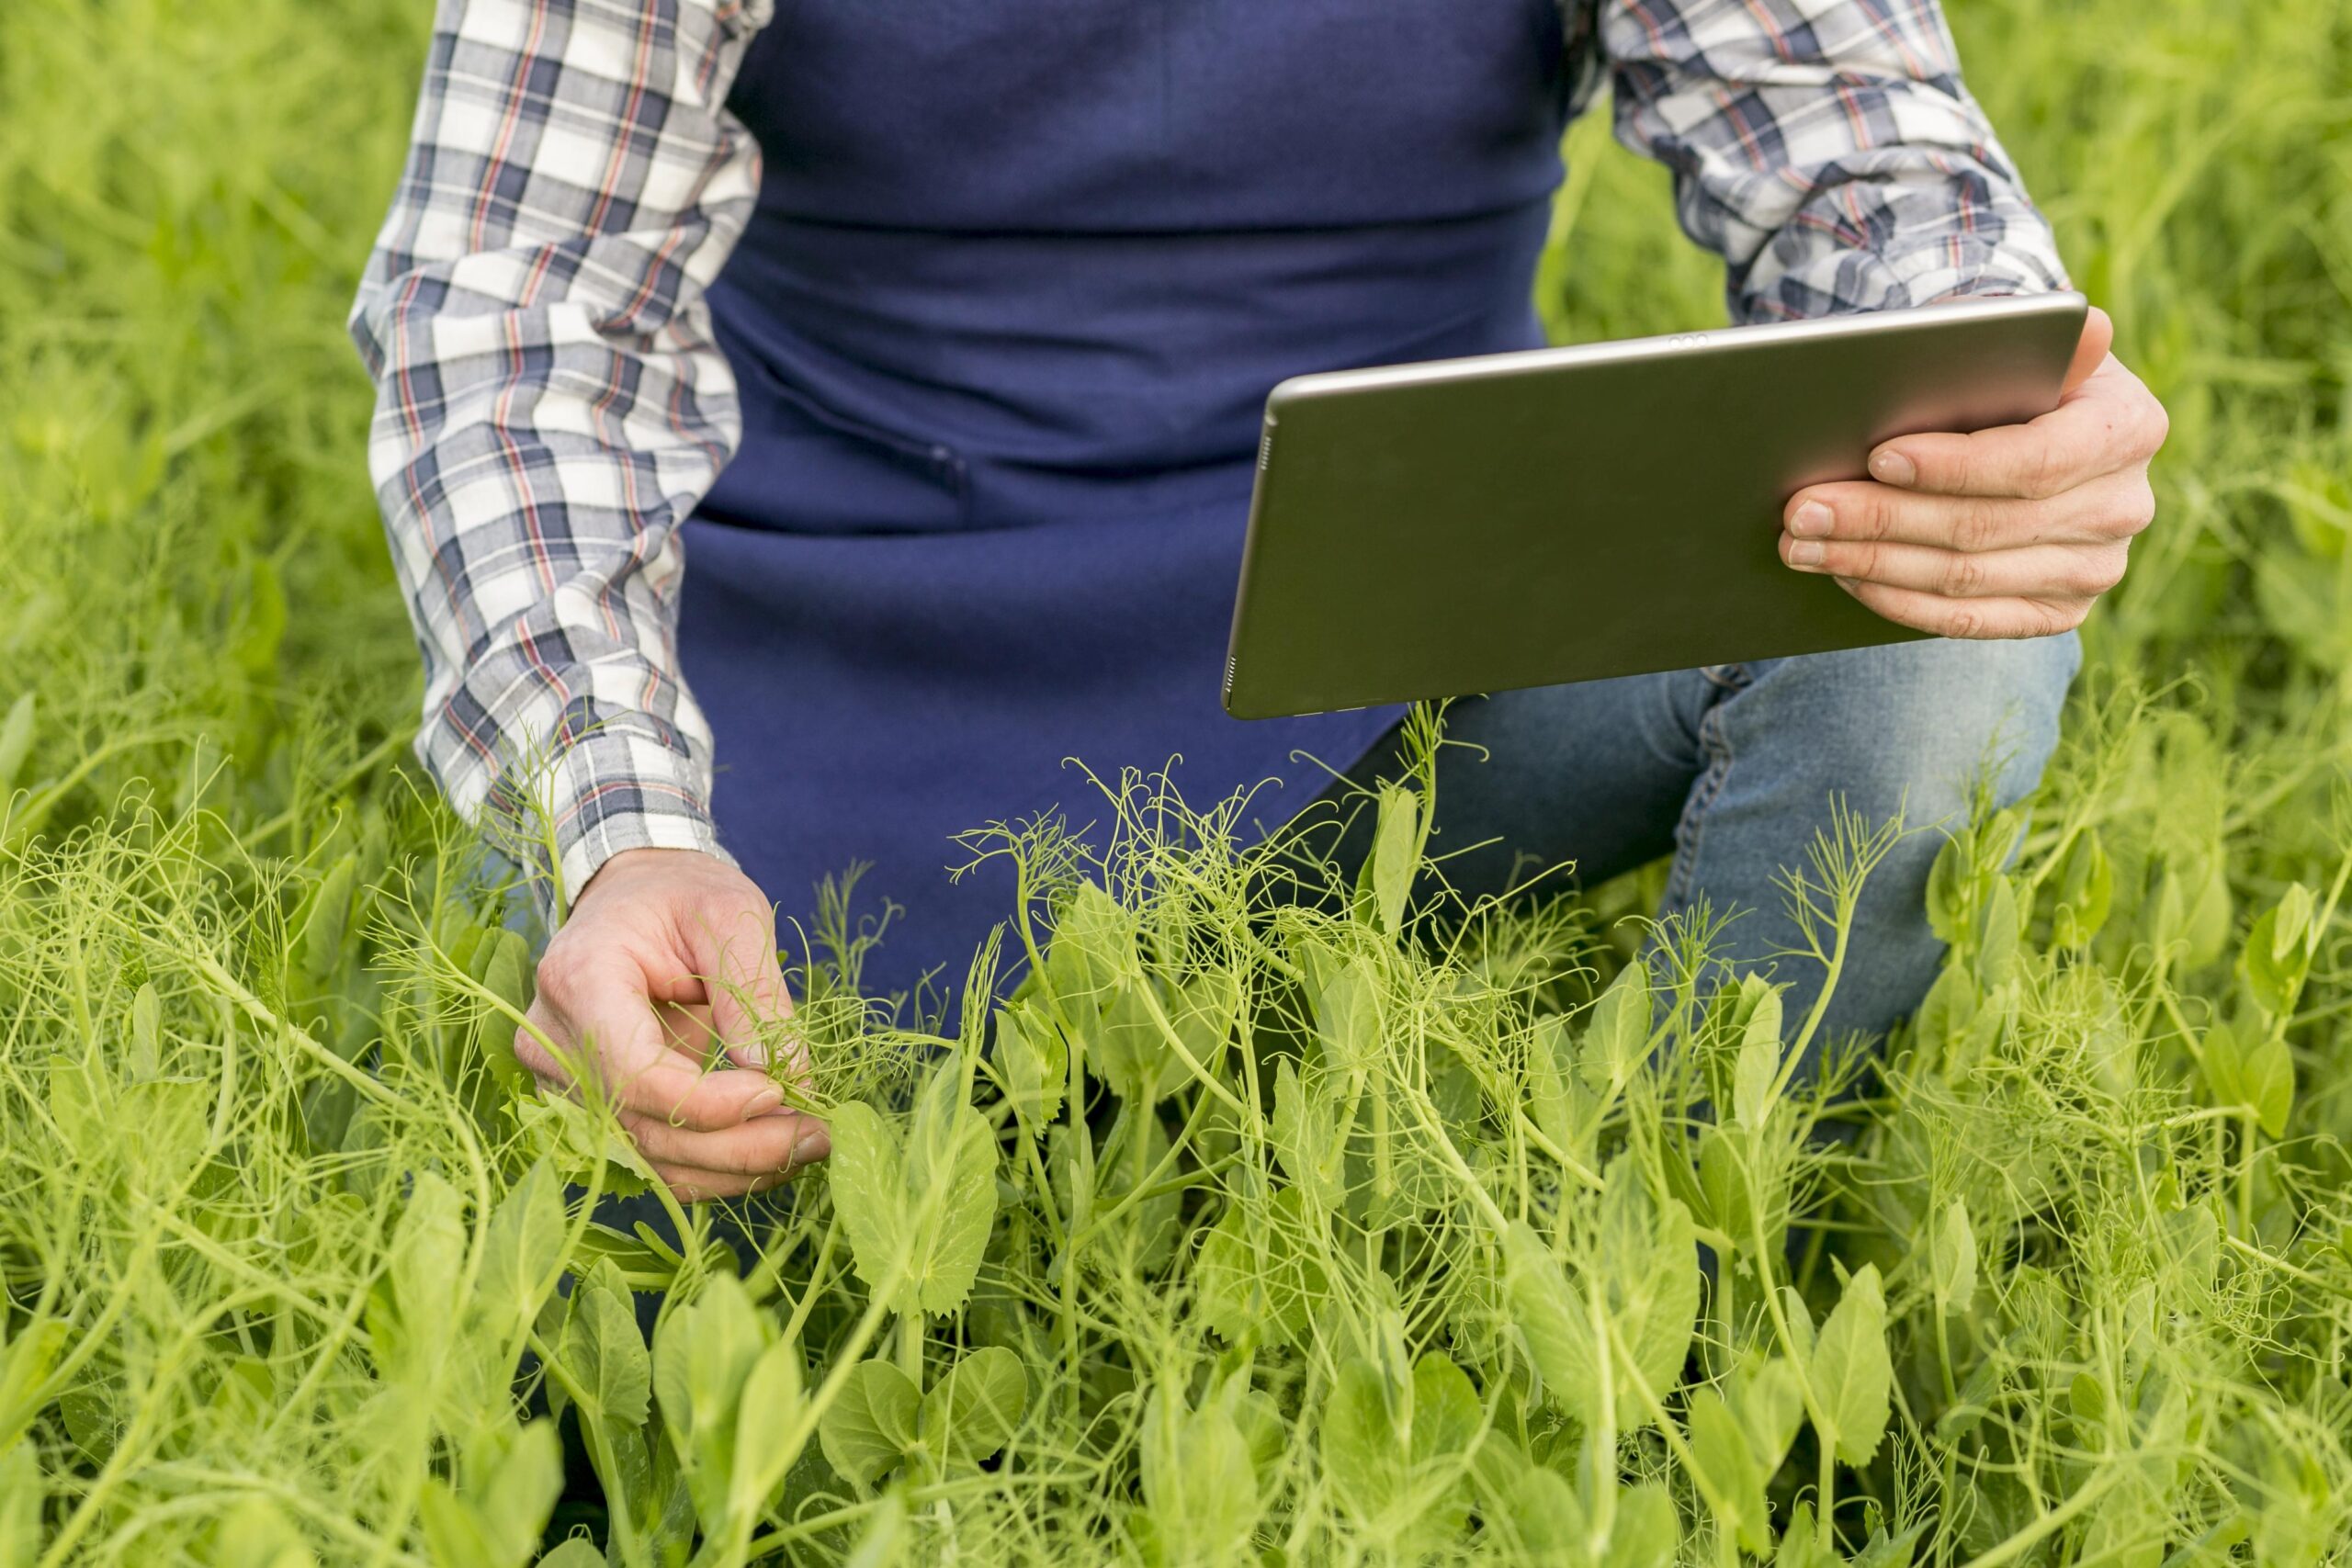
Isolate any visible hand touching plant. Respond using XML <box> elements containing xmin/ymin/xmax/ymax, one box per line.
<box><xmin>1780</xmin><ymin>306</ymin><xmax>2167</xmax><ymax>637</ymax></box>
<box><xmin>515</xmin><ymin>847</ymin><xmax>829</xmax><ymax>1201</ymax></box>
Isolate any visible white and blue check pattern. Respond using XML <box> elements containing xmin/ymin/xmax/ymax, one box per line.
<box><xmin>350</xmin><ymin>0</ymin><xmax>2068</xmax><ymax>906</ymax></box>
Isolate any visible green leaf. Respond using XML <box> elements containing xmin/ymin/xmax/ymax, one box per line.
<box><xmin>1499</xmin><ymin>1466</ymin><xmax>1589</xmax><ymax>1561</ymax></box>
<box><xmin>1524</xmin><ymin>1014</ymin><xmax>1583</xmax><ymax>1162</ymax></box>
<box><xmin>1975</xmin><ymin>874</ymin><xmax>2019</xmax><ymax>987</ymax></box>
<box><xmin>474</xmin><ymin>928</ymin><xmax>534</xmax><ymax>1097</ymax></box>
<box><xmin>1370</xmin><ymin>784</ymin><xmax>1421</xmax><ymax>938</ymax></box>
<box><xmin>1686</xmin><ymin>1386</ymin><xmax>1770</xmax><ymax>1554</ymax></box>
<box><xmin>819</xmin><ymin>1359</ymin><xmax>921</xmax><ymax>1488</ymax></box>
<box><xmin>390</xmin><ymin>1170</ymin><xmax>466</xmax><ymax>1355</ymax></box>
<box><xmin>1315</xmin><ymin>960</ymin><xmax>1382</xmax><ymax>1075</ymax></box>
<box><xmin>299</xmin><ymin>852</ymin><xmax>356</xmax><ymax>983</ymax></box>
<box><xmin>1810</xmin><ymin>1263</ymin><xmax>1893</xmax><ymax>1467</ymax></box>
<box><xmin>0</xmin><ymin>694</ymin><xmax>33</xmax><ymax>795</ymax></box>
<box><xmin>1915</xmin><ymin>963</ymin><xmax>1979</xmax><ymax>1060</ymax></box>
<box><xmin>1930</xmin><ymin>1201</ymin><xmax>1977</xmax><ymax>1312</ymax></box>
<box><xmin>1732</xmin><ymin>986</ymin><xmax>1783</xmax><ymax>1130</ymax></box>
<box><xmin>997</xmin><ymin>1001</ymin><xmax>1066</xmax><ymax>1129</ymax></box>
<box><xmin>481</xmin><ymin>1420</ymin><xmax>562</xmax><ymax>1568</ymax></box>
<box><xmin>2199</xmin><ymin>1014</ymin><xmax>2246</xmax><ymax>1110</ymax></box>
<box><xmin>1736</xmin><ymin>1355</ymin><xmax>1806</xmax><ymax>1474</ymax></box>
<box><xmin>1136</xmin><ymin>1381</ymin><xmax>1259</xmax><ymax>1564</ymax></box>
<box><xmin>827</xmin><ymin>1101</ymin><xmax>905</xmax><ymax>1302</ymax></box>
<box><xmin>1609</xmin><ymin>1483</ymin><xmax>1683</xmax><ymax>1568</ymax></box>
<box><xmin>918</xmin><ymin>1345</ymin><xmax>1027</xmax><ymax>1469</ymax></box>
<box><xmin>2242</xmin><ymin>887</ymin><xmax>2318</xmax><ymax>1019</ymax></box>
<box><xmin>2244</xmin><ymin>1032</ymin><xmax>2296</xmax><ymax>1138</ymax></box>
<box><xmin>1318</xmin><ymin>1356</ymin><xmax>1398</xmax><ymax>1526</ymax></box>
<box><xmin>128</xmin><ymin>982</ymin><xmax>161</xmax><ymax>1083</ymax></box>
<box><xmin>2052</xmin><ymin>829</ymin><xmax>2114</xmax><ymax>948</ymax></box>
<box><xmin>1577</xmin><ymin>962</ymin><xmax>1651</xmax><ymax>1093</ymax></box>
<box><xmin>559</xmin><ymin>1258</ymin><xmax>650</xmax><ymax>1432</ymax></box>
<box><xmin>471</xmin><ymin>1161</ymin><xmax>562</xmax><ymax>1342</ymax></box>
<box><xmin>418</xmin><ymin>1481</ymin><xmax>501</xmax><ymax>1568</ymax></box>
<box><xmin>727</xmin><ymin>1334</ymin><xmax>807</xmax><ymax>1518</ymax></box>
<box><xmin>2274</xmin><ymin>882</ymin><xmax>2315</xmax><ymax>962</ymax></box>
<box><xmin>652</xmin><ymin>1273</ymin><xmax>771</xmax><ymax>1524</ymax></box>
<box><xmin>1924</xmin><ymin>829</ymin><xmax>1970</xmax><ymax>945</ymax></box>
<box><xmin>1194</xmin><ymin>1189</ymin><xmax>1326</xmax><ymax>1348</ymax></box>
<box><xmin>1774</xmin><ymin>1504</ymin><xmax>1836</xmax><ymax>1568</ymax></box>
<box><xmin>1271</xmin><ymin>1058</ymin><xmax>1345</xmax><ymax>1218</ymax></box>
<box><xmin>1504</xmin><ymin>1157</ymin><xmax>1699</xmax><ymax>1430</ymax></box>
<box><xmin>1093</xmin><ymin>977</ymin><xmax>1176</xmax><ymax>1104</ymax></box>
<box><xmin>831</xmin><ymin>1061</ymin><xmax>999</xmax><ymax>1317</ymax></box>
<box><xmin>0</xmin><ymin>1441</ymin><xmax>35</xmax><ymax>1568</ymax></box>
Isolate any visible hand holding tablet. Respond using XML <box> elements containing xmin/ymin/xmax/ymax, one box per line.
<box><xmin>1224</xmin><ymin>293</ymin><xmax>2158</xmax><ymax>720</ymax></box>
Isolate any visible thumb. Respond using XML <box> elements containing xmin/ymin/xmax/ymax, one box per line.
<box><xmin>2062</xmin><ymin>304</ymin><xmax>2115</xmax><ymax>396</ymax></box>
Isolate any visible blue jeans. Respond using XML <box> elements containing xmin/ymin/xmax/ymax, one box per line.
<box><xmin>1317</xmin><ymin>634</ymin><xmax>2082</xmax><ymax>1049</ymax></box>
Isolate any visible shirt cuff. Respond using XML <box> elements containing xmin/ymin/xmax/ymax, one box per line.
<box><xmin>540</xmin><ymin>725</ymin><xmax>736</xmax><ymax>912</ymax></box>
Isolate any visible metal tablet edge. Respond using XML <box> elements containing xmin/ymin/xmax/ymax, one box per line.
<box><xmin>1260</xmin><ymin>290</ymin><xmax>2087</xmax><ymax>412</ymax></box>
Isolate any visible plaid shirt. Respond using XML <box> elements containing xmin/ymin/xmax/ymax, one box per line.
<box><xmin>350</xmin><ymin>0</ymin><xmax>2068</xmax><ymax>907</ymax></box>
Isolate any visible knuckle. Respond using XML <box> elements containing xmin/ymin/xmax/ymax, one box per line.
<box><xmin>512</xmin><ymin>1028</ymin><xmax>555</xmax><ymax>1078</ymax></box>
<box><xmin>2084</xmin><ymin>547</ymin><xmax>2129</xmax><ymax>596</ymax></box>
<box><xmin>534</xmin><ymin>942</ymin><xmax>589</xmax><ymax>1001</ymax></box>
<box><xmin>2023</xmin><ymin>446</ymin><xmax>2065</xmax><ymax>502</ymax></box>
<box><xmin>1942</xmin><ymin>605</ymin><xmax>1983</xmax><ymax>639</ymax></box>
<box><xmin>1950</xmin><ymin>501</ymin><xmax>1996</xmax><ymax>552</ymax></box>
<box><xmin>1857</xmin><ymin>490</ymin><xmax>1896</xmax><ymax>541</ymax></box>
<box><xmin>1943</xmin><ymin>552</ymin><xmax>1987</xmax><ymax>596</ymax></box>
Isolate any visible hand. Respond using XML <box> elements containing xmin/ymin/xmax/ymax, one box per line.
<box><xmin>1779</xmin><ymin>305</ymin><xmax>2167</xmax><ymax>637</ymax></box>
<box><xmin>516</xmin><ymin>847</ymin><xmax>830</xmax><ymax>1201</ymax></box>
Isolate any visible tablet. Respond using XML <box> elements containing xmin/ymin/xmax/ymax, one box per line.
<box><xmin>1221</xmin><ymin>291</ymin><xmax>2088</xmax><ymax>719</ymax></box>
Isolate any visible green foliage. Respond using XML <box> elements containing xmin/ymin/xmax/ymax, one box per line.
<box><xmin>2</xmin><ymin>0</ymin><xmax>2350</xmax><ymax>1561</ymax></box>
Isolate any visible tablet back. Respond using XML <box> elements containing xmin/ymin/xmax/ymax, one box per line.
<box><xmin>1222</xmin><ymin>293</ymin><xmax>2086</xmax><ymax>718</ymax></box>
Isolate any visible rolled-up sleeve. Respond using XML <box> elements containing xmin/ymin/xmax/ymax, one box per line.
<box><xmin>349</xmin><ymin>0</ymin><xmax>772</xmax><ymax>910</ymax></box>
<box><xmin>1595</xmin><ymin>0</ymin><xmax>2070</xmax><ymax>322</ymax></box>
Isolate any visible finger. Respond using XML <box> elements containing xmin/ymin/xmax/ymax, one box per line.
<box><xmin>1785</xmin><ymin>468</ymin><xmax>2154</xmax><ymax>553</ymax></box>
<box><xmin>2063</xmin><ymin>305</ymin><xmax>2115</xmax><ymax>396</ymax></box>
<box><xmin>514</xmin><ymin>998</ymin><xmax>575</xmax><ymax>1087</ymax></box>
<box><xmin>1829</xmin><ymin>577</ymin><xmax>2089</xmax><ymax>640</ymax></box>
<box><xmin>617</xmin><ymin>1105</ymin><xmax>828</xmax><ymax>1176</ymax></box>
<box><xmin>1781</xmin><ymin>533</ymin><xmax>2127</xmax><ymax>600</ymax></box>
<box><xmin>648</xmin><ymin>1161</ymin><xmax>802</xmax><ymax>1204</ymax></box>
<box><xmin>1870</xmin><ymin>361</ymin><xmax>2163</xmax><ymax>501</ymax></box>
<box><xmin>655</xmin><ymin>999</ymin><xmax>721</xmax><ymax>1063</ymax></box>
<box><xmin>670</xmin><ymin>897</ymin><xmax>791</xmax><ymax>1069</ymax></box>
<box><xmin>536</xmin><ymin>957</ymin><xmax>783</xmax><ymax>1132</ymax></box>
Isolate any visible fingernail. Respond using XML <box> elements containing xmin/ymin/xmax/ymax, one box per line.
<box><xmin>1871</xmin><ymin>449</ymin><xmax>1917</xmax><ymax>487</ymax></box>
<box><xmin>791</xmin><ymin>1126</ymin><xmax>829</xmax><ymax>1165</ymax></box>
<box><xmin>748</xmin><ymin>1084</ymin><xmax>786</xmax><ymax>1117</ymax></box>
<box><xmin>1787</xmin><ymin>539</ymin><xmax>1826</xmax><ymax>568</ymax></box>
<box><xmin>1790</xmin><ymin>501</ymin><xmax>1834</xmax><ymax>537</ymax></box>
<box><xmin>1832</xmin><ymin>576</ymin><xmax>1862</xmax><ymax>595</ymax></box>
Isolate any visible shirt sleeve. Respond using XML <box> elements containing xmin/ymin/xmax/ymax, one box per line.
<box><xmin>1594</xmin><ymin>0</ymin><xmax>2070</xmax><ymax>322</ymax></box>
<box><xmin>348</xmin><ymin>0</ymin><xmax>771</xmax><ymax>909</ymax></box>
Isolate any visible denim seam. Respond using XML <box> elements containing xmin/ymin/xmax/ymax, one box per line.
<box><xmin>1668</xmin><ymin>692</ymin><xmax>1736</xmax><ymax>910</ymax></box>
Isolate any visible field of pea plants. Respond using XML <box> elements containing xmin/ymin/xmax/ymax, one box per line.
<box><xmin>3</xmin><ymin>0</ymin><xmax>2349</xmax><ymax>1562</ymax></box>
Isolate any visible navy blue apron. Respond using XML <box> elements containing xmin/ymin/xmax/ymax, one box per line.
<box><xmin>681</xmin><ymin>1</ymin><xmax>1574</xmax><ymax>1003</ymax></box>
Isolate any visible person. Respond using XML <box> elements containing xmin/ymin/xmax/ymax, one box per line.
<box><xmin>350</xmin><ymin>0</ymin><xmax>2165</xmax><ymax>1204</ymax></box>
